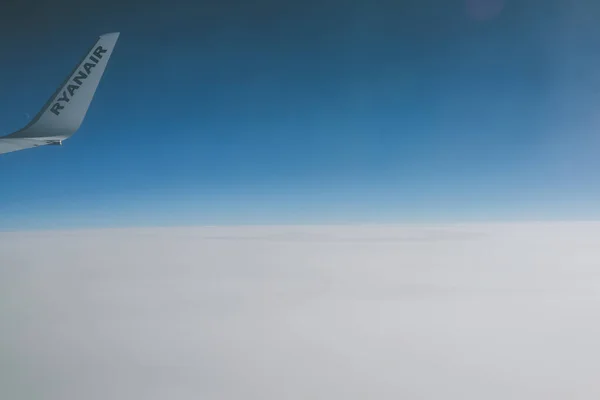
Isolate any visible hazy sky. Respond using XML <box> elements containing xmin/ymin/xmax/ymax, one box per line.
<box><xmin>2</xmin><ymin>0</ymin><xmax>600</xmax><ymax>228</ymax></box>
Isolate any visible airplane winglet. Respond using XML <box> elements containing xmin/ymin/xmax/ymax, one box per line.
<box><xmin>0</xmin><ymin>32</ymin><xmax>120</xmax><ymax>154</ymax></box>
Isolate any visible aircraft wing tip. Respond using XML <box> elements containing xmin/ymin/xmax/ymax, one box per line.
<box><xmin>100</xmin><ymin>32</ymin><xmax>120</xmax><ymax>39</ymax></box>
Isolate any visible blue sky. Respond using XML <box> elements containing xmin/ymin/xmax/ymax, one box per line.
<box><xmin>1</xmin><ymin>0</ymin><xmax>600</xmax><ymax>228</ymax></box>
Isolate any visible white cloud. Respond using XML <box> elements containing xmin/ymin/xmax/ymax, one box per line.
<box><xmin>2</xmin><ymin>223</ymin><xmax>600</xmax><ymax>399</ymax></box>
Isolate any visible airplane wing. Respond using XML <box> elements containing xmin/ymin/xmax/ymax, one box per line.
<box><xmin>0</xmin><ymin>32</ymin><xmax>120</xmax><ymax>155</ymax></box>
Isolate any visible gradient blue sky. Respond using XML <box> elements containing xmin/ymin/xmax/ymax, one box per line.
<box><xmin>1</xmin><ymin>0</ymin><xmax>600</xmax><ymax>229</ymax></box>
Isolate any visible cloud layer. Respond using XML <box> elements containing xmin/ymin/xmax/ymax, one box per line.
<box><xmin>2</xmin><ymin>223</ymin><xmax>600</xmax><ymax>399</ymax></box>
